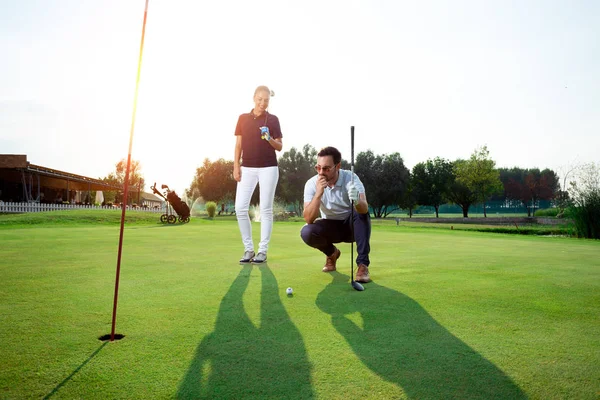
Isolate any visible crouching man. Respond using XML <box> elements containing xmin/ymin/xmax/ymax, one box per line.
<box><xmin>300</xmin><ymin>146</ymin><xmax>372</xmax><ymax>283</ymax></box>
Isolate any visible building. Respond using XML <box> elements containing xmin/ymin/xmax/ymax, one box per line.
<box><xmin>139</xmin><ymin>191</ymin><xmax>164</xmax><ymax>209</ymax></box>
<box><xmin>0</xmin><ymin>154</ymin><xmax>122</xmax><ymax>203</ymax></box>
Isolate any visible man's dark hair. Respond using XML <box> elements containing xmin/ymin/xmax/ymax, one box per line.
<box><xmin>317</xmin><ymin>146</ymin><xmax>342</xmax><ymax>165</ymax></box>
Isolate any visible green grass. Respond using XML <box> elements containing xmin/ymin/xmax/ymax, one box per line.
<box><xmin>388</xmin><ymin>212</ymin><xmax>531</xmax><ymax>218</ymax></box>
<box><xmin>1</xmin><ymin>212</ymin><xmax>599</xmax><ymax>399</ymax></box>
<box><xmin>372</xmin><ymin>219</ymin><xmax>572</xmax><ymax>236</ymax></box>
<box><xmin>0</xmin><ymin>209</ymin><xmax>162</xmax><ymax>227</ymax></box>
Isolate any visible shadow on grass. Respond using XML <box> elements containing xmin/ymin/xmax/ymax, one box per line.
<box><xmin>130</xmin><ymin>221</ymin><xmax>193</xmax><ymax>229</ymax></box>
<box><xmin>316</xmin><ymin>272</ymin><xmax>527</xmax><ymax>399</ymax></box>
<box><xmin>177</xmin><ymin>265</ymin><xmax>313</xmax><ymax>399</ymax></box>
<box><xmin>43</xmin><ymin>341</ymin><xmax>108</xmax><ymax>399</ymax></box>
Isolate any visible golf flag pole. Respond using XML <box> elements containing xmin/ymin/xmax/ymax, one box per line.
<box><xmin>351</xmin><ymin>126</ymin><xmax>354</xmax><ymax>280</ymax></box>
<box><xmin>350</xmin><ymin>126</ymin><xmax>364</xmax><ymax>291</ymax></box>
<box><xmin>110</xmin><ymin>0</ymin><xmax>150</xmax><ymax>342</ymax></box>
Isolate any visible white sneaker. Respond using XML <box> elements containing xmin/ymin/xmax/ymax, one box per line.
<box><xmin>251</xmin><ymin>252</ymin><xmax>267</xmax><ymax>264</ymax></box>
<box><xmin>239</xmin><ymin>251</ymin><xmax>255</xmax><ymax>264</ymax></box>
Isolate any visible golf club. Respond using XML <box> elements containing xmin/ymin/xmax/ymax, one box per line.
<box><xmin>350</xmin><ymin>126</ymin><xmax>365</xmax><ymax>291</ymax></box>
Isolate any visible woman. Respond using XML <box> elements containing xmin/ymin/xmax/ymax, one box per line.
<box><xmin>234</xmin><ymin>86</ymin><xmax>283</xmax><ymax>264</ymax></box>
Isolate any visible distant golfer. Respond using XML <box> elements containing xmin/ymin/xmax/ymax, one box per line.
<box><xmin>234</xmin><ymin>85</ymin><xmax>283</xmax><ymax>264</ymax></box>
<box><xmin>301</xmin><ymin>146</ymin><xmax>372</xmax><ymax>282</ymax></box>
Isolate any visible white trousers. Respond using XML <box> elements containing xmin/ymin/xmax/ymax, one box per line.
<box><xmin>235</xmin><ymin>166</ymin><xmax>279</xmax><ymax>253</ymax></box>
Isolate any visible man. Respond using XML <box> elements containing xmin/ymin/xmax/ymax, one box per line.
<box><xmin>300</xmin><ymin>146</ymin><xmax>372</xmax><ymax>283</ymax></box>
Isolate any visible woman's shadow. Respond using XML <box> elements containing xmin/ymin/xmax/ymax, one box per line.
<box><xmin>177</xmin><ymin>265</ymin><xmax>313</xmax><ymax>399</ymax></box>
<box><xmin>316</xmin><ymin>272</ymin><xmax>526</xmax><ymax>399</ymax></box>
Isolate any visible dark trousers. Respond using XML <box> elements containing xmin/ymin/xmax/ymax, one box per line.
<box><xmin>300</xmin><ymin>211</ymin><xmax>371</xmax><ymax>266</ymax></box>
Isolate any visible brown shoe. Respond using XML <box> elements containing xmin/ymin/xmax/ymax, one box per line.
<box><xmin>322</xmin><ymin>247</ymin><xmax>341</xmax><ymax>272</ymax></box>
<box><xmin>355</xmin><ymin>264</ymin><xmax>371</xmax><ymax>283</ymax></box>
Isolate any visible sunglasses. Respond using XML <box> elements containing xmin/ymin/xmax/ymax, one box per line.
<box><xmin>314</xmin><ymin>165</ymin><xmax>335</xmax><ymax>173</ymax></box>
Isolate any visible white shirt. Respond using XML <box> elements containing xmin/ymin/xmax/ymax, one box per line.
<box><xmin>303</xmin><ymin>169</ymin><xmax>366</xmax><ymax>220</ymax></box>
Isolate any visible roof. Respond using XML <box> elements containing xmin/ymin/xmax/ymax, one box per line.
<box><xmin>140</xmin><ymin>191</ymin><xmax>164</xmax><ymax>202</ymax></box>
<box><xmin>0</xmin><ymin>154</ymin><xmax>123</xmax><ymax>191</ymax></box>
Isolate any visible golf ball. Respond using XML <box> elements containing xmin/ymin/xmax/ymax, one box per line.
<box><xmin>286</xmin><ymin>287</ymin><xmax>293</xmax><ymax>295</ymax></box>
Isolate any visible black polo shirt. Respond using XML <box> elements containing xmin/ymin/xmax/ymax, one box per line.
<box><xmin>234</xmin><ymin>110</ymin><xmax>282</xmax><ymax>168</ymax></box>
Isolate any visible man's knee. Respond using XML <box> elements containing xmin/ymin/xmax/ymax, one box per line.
<box><xmin>354</xmin><ymin>212</ymin><xmax>371</xmax><ymax>227</ymax></box>
<box><xmin>357</xmin><ymin>211</ymin><xmax>370</xmax><ymax>221</ymax></box>
<box><xmin>300</xmin><ymin>224</ymin><xmax>313</xmax><ymax>245</ymax></box>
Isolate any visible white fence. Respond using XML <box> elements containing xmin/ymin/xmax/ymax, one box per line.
<box><xmin>0</xmin><ymin>202</ymin><xmax>165</xmax><ymax>214</ymax></box>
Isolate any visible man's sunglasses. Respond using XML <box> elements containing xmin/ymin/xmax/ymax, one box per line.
<box><xmin>315</xmin><ymin>165</ymin><xmax>335</xmax><ymax>173</ymax></box>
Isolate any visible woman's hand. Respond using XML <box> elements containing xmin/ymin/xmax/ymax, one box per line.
<box><xmin>234</xmin><ymin>165</ymin><xmax>241</xmax><ymax>182</ymax></box>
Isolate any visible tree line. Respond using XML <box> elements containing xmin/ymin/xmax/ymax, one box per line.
<box><xmin>186</xmin><ymin>144</ymin><xmax>563</xmax><ymax>219</ymax></box>
<box><xmin>98</xmin><ymin>159</ymin><xmax>146</xmax><ymax>205</ymax></box>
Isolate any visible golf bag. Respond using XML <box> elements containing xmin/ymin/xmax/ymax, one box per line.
<box><xmin>151</xmin><ymin>183</ymin><xmax>191</xmax><ymax>224</ymax></box>
<box><xmin>166</xmin><ymin>190</ymin><xmax>190</xmax><ymax>220</ymax></box>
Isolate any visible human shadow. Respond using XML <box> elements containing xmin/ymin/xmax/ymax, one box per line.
<box><xmin>316</xmin><ymin>273</ymin><xmax>527</xmax><ymax>399</ymax></box>
<box><xmin>177</xmin><ymin>265</ymin><xmax>313</xmax><ymax>399</ymax></box>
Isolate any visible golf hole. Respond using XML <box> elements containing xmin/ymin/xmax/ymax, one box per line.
<box><xmin>98</xmin><ymin>334</ymin><xmax>125</xmax><ymax>341</ymax></box>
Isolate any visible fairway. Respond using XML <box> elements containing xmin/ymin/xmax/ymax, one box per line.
<box><xmin>1</xmin><ymin>217</ymin><xmax>599</xmax><ymax>399</ymax></box>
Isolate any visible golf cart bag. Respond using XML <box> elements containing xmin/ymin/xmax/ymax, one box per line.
<box><xmin>150</xmin><ymin>183</ymin><xmax>191</xmax><ymax>224</ymax></box>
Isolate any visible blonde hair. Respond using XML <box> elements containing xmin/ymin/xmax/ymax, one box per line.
<box><xmin>254</xmin><ymin>85</ymin><xmax>272</xmax><ymax>97</ymax></box>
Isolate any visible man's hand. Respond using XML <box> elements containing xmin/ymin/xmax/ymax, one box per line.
<box><xmin>304</xmin><ymin>177</ymin><xmax>327</xmax><ymax>224</ymax></box>
<box><xmin>316</xmin><ymin>175</ymin><xmax>327</xmax><ymax>198</ymax></box>
<box><xmin>348</xmin><ymin>182</ymin><xmax>360</xmax><ymax>202</ymax></box>
<box><xmin>234</xmin><ymin>165</ymin><xmax>241</xmax><ymax>182</ymax></box>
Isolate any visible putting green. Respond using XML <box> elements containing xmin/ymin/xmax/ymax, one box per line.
<box><xmin>1</xmin><ymin>217</ymin><xmax>598</xmax><ymax>399</ymax></box>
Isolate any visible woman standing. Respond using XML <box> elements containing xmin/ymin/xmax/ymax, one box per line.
<box><xmin>234</xmin><ymin>86</ymin><xmax>283</xmax><ymax>264</ymax></box>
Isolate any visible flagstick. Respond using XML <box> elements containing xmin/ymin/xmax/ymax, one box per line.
<box><xmin>111</xmin><ymin>0</ymin><xmax>150</xmax><ymax>342</ymax></box>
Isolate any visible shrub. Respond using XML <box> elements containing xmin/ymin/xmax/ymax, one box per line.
<box><xmin>205</xmin><ymin>201</ymin><xmax>217</xmax><ymax>218</ymax></box>
<box><xmin>568</xmin><ymin>192</ymin><xmax>600</xmax><ymax>239</ymax></box>
<box><xmin>535</xmin><ymin>208</ymin><xmax>559</xmax><ymax>217</ymax></box>
<box><xmin>568</xmin><ymin>163</ymin><xmax>600</xmax><ymax>239</ymax></box>
<box><xmin>273</xmin><ymin>197</ymin><xmax>290</xmax><ymax>221</ymax></box>
<box><xmin>274</xmin><ymin>212</ymin><xmax>289</xmax><ymax>221</ymax></box>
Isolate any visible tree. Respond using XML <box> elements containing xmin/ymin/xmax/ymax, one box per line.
<box><xmin>189</xmin><ymin>158</ymin><xmax>236</xmax><ymax>202</ymax></box>
<box><xmin>355</xmin><ymin>150</ymin><xmax>410</xmax><ymax>218</ymax></box>
<box><xmin>555</xmin><ymin>164</ymin><xmax>579</xmax><ymax>216</ymax></box>
<box><xmin>277</xmin><ymin>145</ymin><xmax>317</xmax><ymax>216</ymax></box>
<box><xmin>496</xmin><ymin>167</ymin><xmax>521</xmax><ymax>208</ymax></box>
<box><xmin>454</xmin><ymin>146</ymin><xmax>503</xmax><ymax>217</ymax></box>
<box><xmin>411</xmin><ymin>157</ymin><xmax>454</xmax><ymax>218</ymax></box>
<box><xmin>500</xmin><ymin>167</ymin><xmax>560</xmax><ymax>216</ymax></box>
<box><xmin>446</xmin><ymin>159</ymin><xmax>477</xmax><ymax>217</ymax></box>
<box><xmin>101</xmin><ymin>159</ymin><xmax>145</xmax><ymax>205</ymax></box>
<box><xmin>528</xmin><ymin>168</ymin><xmax>559</xmax><ymax>214</ymax></box>
<box><xmin>398</xmin><ymin>174</ymin><xmax>418</xmax><ymax>217</ymax></box>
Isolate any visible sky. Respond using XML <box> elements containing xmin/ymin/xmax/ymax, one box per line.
<box><xmin>1</xmin><ymin>0</ymin><xmax>599</xmax><ymax>195</ymax></box>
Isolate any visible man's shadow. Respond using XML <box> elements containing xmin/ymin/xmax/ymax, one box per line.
<box><xmin>177</xmin><ymin>265</ymin><xmax>313</xmax><ymax>399</ymax></box>
<box><xmin>316</xmin><ymin>272</ymin><xmax>526</xmax><ymax>399</ymax></box>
